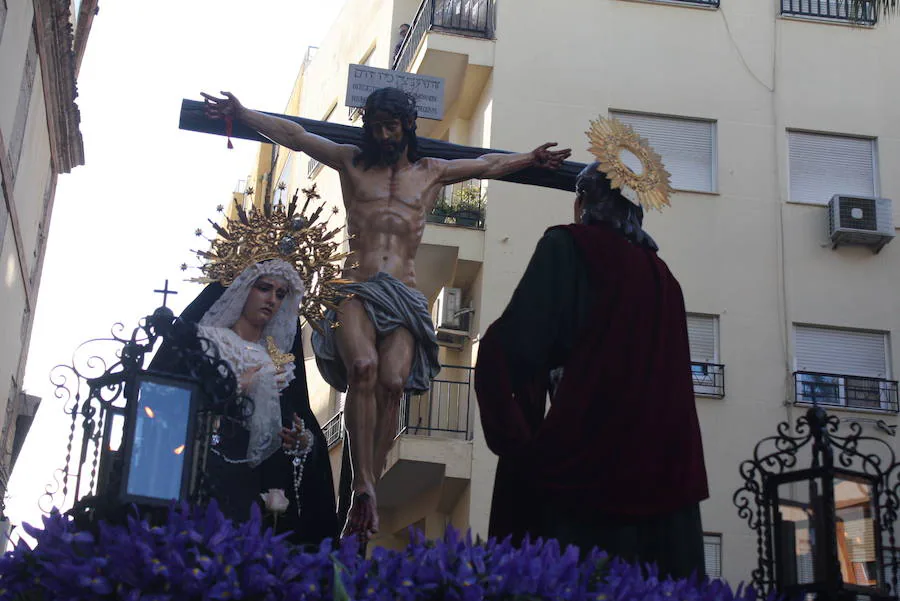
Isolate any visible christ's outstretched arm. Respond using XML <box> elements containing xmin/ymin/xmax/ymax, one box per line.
<box><xmin>436</xmin><ymin>142</ymin><xmax>571</xmax><ymax>185</ymax></box>
<box><xmin>202</xmin><ymin>91</ymin><xmax>357</xmax><ymax>171</ymax></box>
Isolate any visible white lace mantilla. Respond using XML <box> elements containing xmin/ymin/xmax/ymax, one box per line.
<box><xmin>199</xmin><ymin>325</ymin><xmax>295</xmax><ymax>467</ymax></box>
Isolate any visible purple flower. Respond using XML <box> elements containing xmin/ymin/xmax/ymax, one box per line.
<box><xmin>0</xmin><ymin>502</ymin><xmax>764</xmax><ymax>601</ymax></box>
<box><xmin>77</xmin><ymin>573</ymin><xmax>113</xmax><ymax>595</ymax></box>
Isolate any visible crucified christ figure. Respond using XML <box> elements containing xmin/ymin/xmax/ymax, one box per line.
<box><xmin>202</xmin><ymin>87</ymin><xmax>570</xmax><ymax>542</ymax></box>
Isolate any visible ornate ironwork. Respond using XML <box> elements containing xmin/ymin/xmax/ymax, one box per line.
<box><xmin>734</xmin><ymin>406</ymin><xmax>900</xmax><ymax>598</ymax></box>
<box><xmin>41</xmin><ymin>303</ymin><xmax>245</xmax><ymax>521</ymax></box>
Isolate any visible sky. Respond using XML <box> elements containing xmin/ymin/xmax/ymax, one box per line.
<box><xmin>5</xmin><ymin>0</ymin><xmax>347</xmax><ymax>543</ymax></box>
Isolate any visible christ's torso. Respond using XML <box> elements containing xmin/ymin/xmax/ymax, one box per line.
<box><xmin>339</xmin><ymin>158</ymin><xmax>442</xmax><ymax>290</ymax></box>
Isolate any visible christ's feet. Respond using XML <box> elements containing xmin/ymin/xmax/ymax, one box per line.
<box><xmin>342</xmin><ymin>490</ymin><xmax>379</xmax><ymax>543</ymax></box>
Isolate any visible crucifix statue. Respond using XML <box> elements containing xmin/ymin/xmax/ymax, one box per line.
<box><xmin>188</xmin><ymin>87</ymin><xmax>573</xmax><ymax>542</ymax></box>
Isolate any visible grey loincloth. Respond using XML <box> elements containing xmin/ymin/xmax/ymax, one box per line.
<box><xmin>311</xmin><ymin>272</ymin><xmax>440</xmax><ymax>394</ymax></box>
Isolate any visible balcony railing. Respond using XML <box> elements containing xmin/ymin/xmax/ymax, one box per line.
<box><xmin>393</xmin><ymin>0</ymin><xmax>496</xmax><ymax>72</ymax></box>
<box><xmin>322</xmin><ymin>366</ymin><xmax>474</xmax><ymax>446</ymax></box>
<box><xmin>692</xmin><ymin>362</ymin><xmax>725</xmax><ymax>398</ymax></box>
<box><xmin>400</xmin><ymin>365</ymin><xmax>473</xmax><ymax>440</ymax></box>
<box><xmin>665</xmin><ymin>0</ymin><xmax>720</xmax><ymax>5</ymax></box>
<box><xmin>794</xmin><ymin>371</ymin><xmax>900</xmax><ymax>413</ymax></box>
<box><xmin>781</xmin><ymin>0</ymin><xmax>876</xmax><ymax>24</ymax></box>
<box><xmin>322</xmin><ymin>411</ymin><xmax>343</xmax><ymax>448</ymax></box>
<box><xmin>427</xmin><ymin>179</ymin><xmax>485</xmax><ymax>229</ymax></box>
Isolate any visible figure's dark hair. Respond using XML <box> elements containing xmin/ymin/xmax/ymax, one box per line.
<box><xmin>575</xmin><ymin>162</ymin><xmax>659</xmax><ymax>251</ymax></box>
<box><xmin>354</xmin><ymin>87</ymin><xmax>421</xmax><ymax>169</ymax></box>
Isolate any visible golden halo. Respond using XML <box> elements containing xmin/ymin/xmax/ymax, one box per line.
<box><xmin>183</xmin><ymin>184</ymin><xmax>353</xmax><ymax>335</ymax></box>
<box><xmin>585</xmin><ymin>117</ymin><xmax>673</xmax><ymax>212</ymax></box>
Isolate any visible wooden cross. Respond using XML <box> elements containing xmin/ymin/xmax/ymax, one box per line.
<box><xmin>153</xmin><ymin>279</ymin><xmax>178</xmax><ymax>308</ymax></box>
<box><xmin>177</xmin><ymin>99</ymin><xmax>585</xmax><ymax>192</ymax></box>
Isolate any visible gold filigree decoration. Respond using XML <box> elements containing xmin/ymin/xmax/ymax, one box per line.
<box><xmin>265</xmin><ymin>336</ymin><xmax>295</xmax><ymax>373</ymax></box>
<box><xmin>586</xmin><ymin>117</ymin><xmax>674</xmax><ymax>212</ymax></box>
<box><xmin>183</xmin><ymin>184</ymin><xmax>353</xmax><ymax>334</ymax></box>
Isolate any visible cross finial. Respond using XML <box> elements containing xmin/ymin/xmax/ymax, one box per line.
<box><xmin>153</xmin><ymin>279</ymin><xmax>178</xmax><ymax>308</ymax></box>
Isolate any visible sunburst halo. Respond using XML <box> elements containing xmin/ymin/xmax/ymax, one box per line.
<box><xmin>585</xmin><ymin>117</ymin><xmax>674</xmax><ymax>212</ymax></box>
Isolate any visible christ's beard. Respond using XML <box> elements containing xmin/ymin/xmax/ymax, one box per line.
<box><xmin>378</xmin><ymin>139</ymin><xmax>407</xmax><ymax>165</ymax></box>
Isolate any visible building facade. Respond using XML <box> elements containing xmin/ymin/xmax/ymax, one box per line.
<box><xmin>240</xmin><ymin>0</ymin><xmax>900</xmax><ymax>585</ymax></box>
<box><xmin>0</xmin><ymin>0</ymin><xmax>96</xmax><ymax>508</ymax></box>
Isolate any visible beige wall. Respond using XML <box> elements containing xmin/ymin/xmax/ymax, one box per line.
<box><xmin>0</xmin><ymin>1</ymin><xmax>35</xmax><ymax>134</ymax></box>
<box><xmin>0</xmin><ymin>0</ymin><xmax>48</xmax><ymax>467</ymax></box>
<box><xmin>247</xmin><ymin>0</ymin><xmax>900</xmax><ymax>586</ymax></box>
<box><xmin>0</xmin><ymin>0</ymin><xmax>87</xmax><ymax>493</ymax></box>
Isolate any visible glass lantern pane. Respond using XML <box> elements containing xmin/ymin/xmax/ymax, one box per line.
<box><xmin>777</xmin><ymin>478</ymin><xmax>825</xmax><ymax>586</ymax></box>
<box><xmin>125</xmin><ymin>379</ymin><xmax>192</xmax><ymax>501</ymax></box>
<box><xmin>834</xmin><ymin>475</ymin><xmax>879</xmax><ymax>589</ymax></box>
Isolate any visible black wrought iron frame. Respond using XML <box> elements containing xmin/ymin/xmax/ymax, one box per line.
<box><xmin>322</xmin><ymin>411</ymin><xmax>343</xmax><ymax>449</ymax></box>
<box><xmin>692</xmin><ymin>361</ymin><xmax>726</xmax><ymax>398</ymax></box>
<box><xmin>41</xmin><ymin>305</ymin><xmax>243</xmax><ymax>522</ymax></box>
<box><xmin>653</xmin><ymin>0</ymin><xmax>720</xmax><ymax>6</ymax></box>
<box><xmin>399</xmin><ymin>364</ymin><xmax>473</xmax><ymax>440</ymax></box>
<box><xmin>794</xmin><ymin>371</ymin><xmax>900</xmax><ymax>414</ymax></box>
<box><xmin>734</xmin><ymin>406</ymin><xmax>900</xmax><ymax>599</ymax></box>
<box><xmin>780</xmin><ymin>0</ymin><xmax>877</xmax><ymax>24</ymax></box>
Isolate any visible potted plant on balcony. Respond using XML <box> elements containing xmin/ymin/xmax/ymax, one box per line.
<box><xmin>427</xmin><ymin>196</ymin><xmax>452</xmax><ymax>224</ymax></box>
<box><xmin>451</xmin><ymin>186</ymin><xmax>485</xmax><ymax>228</ymax></box>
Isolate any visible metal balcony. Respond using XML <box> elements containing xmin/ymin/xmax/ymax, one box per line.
<box><xmin>426</xmin><ymin>179</ymin><xmax>485</xmax><ymax>229</ymax></box>
<box><xmin>665</xmin><ymin>0</ymin><xmax>719</xmax><ymax>5</ymax></box>
<box><xmin>794</xmin><ymin>371</ymin><xmax>899</xmax><ymax>413</ymax></box>
<box><xmin>322</xmin><ymin>411</ymin><xmax>343</xmax><ymax>449</ymax></box>
<box><xmin>781</xmin><ymin>0</ymin><xmax>876</xmax><ymax>24</ymax></box>
<box><xmin>400</xmin><ymin>365</ymin><xmax>473</xmax><ymax>440</ymax></box>
<box><xmin>321</xmin><ymin>364</ymin><xmax>474</xmax><ymax>449</ymax></box>
<box><xmin>692</xmin><ymin>362</ymin><xmax>725</xmax><ymax>398</ymax></box>
<box><xmin>393</xmin><ymin>0</ymin><xmax>495</xmax><ymax>73</ymax></box>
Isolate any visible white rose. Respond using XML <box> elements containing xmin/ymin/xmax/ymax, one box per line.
<box><xmin>259</xmin><ymin>488</ymin><xmax>290</xmax><ymax>514</ymax></box>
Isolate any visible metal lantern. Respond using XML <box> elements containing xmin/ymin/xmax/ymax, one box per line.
<box><xmin>42</xmin><ymin>284</ymin><xmax>241</xmax><ymax>525</ymax></box>
<box><xmin>735</xmin><ymin>406</ymin><xmax>900</xmax><ymax>601</ymax></box>
<box><xmin>118</xmin><ymin>371</ymin><xmax>202</xmax><ymax>506</ymax></box>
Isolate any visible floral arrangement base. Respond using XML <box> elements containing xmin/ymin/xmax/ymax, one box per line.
<box><xmin>0</xmin><ymin>502</ymin><xmax>765</xmax><ymax>601</ymax></box>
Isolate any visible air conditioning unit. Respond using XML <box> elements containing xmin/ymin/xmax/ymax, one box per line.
<box><xmin>828</xmin><ymin>195</ymin><xmax>895</xmax><ymax>253</ymax></box>
<box><xmin>433</xmin><ymin>287</ymin><xmax>464</xmax><ymax>331</ymax></box>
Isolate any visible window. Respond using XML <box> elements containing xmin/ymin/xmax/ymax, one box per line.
<box><xmin>794</xmin><ymin>325</ymin><xmax>897</xmax><ymax>412</ymax></box>
<box><xmin>704</xmin><ymin>533</ymin><xmax>722</xmax><ymax>579</ymax></box>
<box><xmin>687</xmin><ymin>314</ymin><xmax>724</xmax><ymax>397</ymax></box>
<box><xmin>610</xmin><ymin>111</ymin><xmax>716</xmax><ymax>193</ymax></box>
<box><xmin>788</xmin><ymin>131</ymin><xmax>877</xmax><ymax>205</ymax></box>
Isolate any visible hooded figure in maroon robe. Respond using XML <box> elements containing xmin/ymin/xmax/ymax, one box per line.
<box><xmin>474</xmin><ymin>161</ymin><xmax>709</xmax><ymax>579</ymax></box>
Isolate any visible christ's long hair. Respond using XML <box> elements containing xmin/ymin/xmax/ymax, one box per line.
<box><xmin>354</xmin><ymin>87</ymin><xmax>421</xmax><ymax>170</ymax></box>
